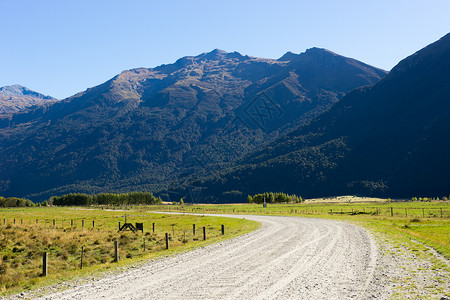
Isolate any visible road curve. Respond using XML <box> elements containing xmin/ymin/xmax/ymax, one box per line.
<box><xmin>36</xmin><ymin>214</ymin><xmax>378</xmax><ymax>299</ymax></box>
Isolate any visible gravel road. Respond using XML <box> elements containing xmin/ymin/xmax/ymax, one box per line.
<box><xmin>29</xmin><ymin>214</ymin><xmax>385</xmax><ymax>299</ymax></box>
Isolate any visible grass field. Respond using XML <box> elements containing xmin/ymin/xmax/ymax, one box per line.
<box><xmin>1</xmin><ymin>200</ymin><xmax>448</xmax><ymax>296</ymax></box>
<box><xmin>145</xmin><ymin>200</ymin><xmax>450</xmax><ymax>260</ymax></box>
<box><xmin>0</xmin><ymin>207</ymin><xmax>259</xmax><ymax>295</ymax></box>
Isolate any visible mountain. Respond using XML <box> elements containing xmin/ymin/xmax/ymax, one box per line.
<box><xmin>0</xmin><ymin>49</ymin><xmax>386</xmax><ymax>201</ymax></box>
<box><xmin>0</xmin><ymin>84</ymin><xmax>56</xmax><ymax>116</ymax></box>
<box><xmin>192</xmin><ymin>33</ymin><xmax>450</xmax><ymax>202</ymax></box>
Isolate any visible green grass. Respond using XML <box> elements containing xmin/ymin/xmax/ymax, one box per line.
<box><xmin>145</xmin><ymin>201</ymin><xmax>450</xmax><ymax>260</ymax></box>
<box><xmin>1</xmin><ymin>201</ymin><xmax>448</xmax><ymax>296</ymax></box>
<box><xmin>0</xmin><ymin>207</ymin><xmax>259</xmax><ymax>296</ymax></box>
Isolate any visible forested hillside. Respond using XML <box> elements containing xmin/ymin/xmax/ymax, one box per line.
<box><xmin>0</xmin><ymin>48</ymin><xmax>386</xmax><ymax>201</ymax></box>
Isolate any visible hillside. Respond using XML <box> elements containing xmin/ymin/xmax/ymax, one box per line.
<box><xmin>0</xmin><ymin>84</ymin><xmax>56</xmax><ymax>115</ymax></box>
<box><xmin>0</xmin><ymin>49</ymin><xmax>386</xmax><ymax>200</ymax></box>
<box><xmin>192</xmin><ymin>33</ymin><xmax>450</xmax><ymax>202</ymax></box>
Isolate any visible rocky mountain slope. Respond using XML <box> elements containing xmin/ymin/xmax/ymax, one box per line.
<box><xmin>0</xmin><ymin>49</ymin><xmax>386</xmax><ymax>200</ymax></box>
<box><xmin>193</xmin><ymin>33</ymin><xmax>450</xmax><ymax>202</ymax></box>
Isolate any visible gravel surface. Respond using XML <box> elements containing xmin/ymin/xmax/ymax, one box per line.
<box><xmin>23</xmin><ymin>214</ymin><xmax>386</xmax><ymax>299</ymax></box>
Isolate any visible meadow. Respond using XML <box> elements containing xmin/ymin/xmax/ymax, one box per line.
<box><xmin>0</xmin><ymin>207</ymin><xmax>259</xmax><ymax>295</ymax></box>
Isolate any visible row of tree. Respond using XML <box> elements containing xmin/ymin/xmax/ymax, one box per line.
<box><xmin>0</xmin><ymin>196</ymin><xmax>35</xmax><ymax>207</ymax></box>
<box><xmin>51</xmin><ymin>192</ymin><xmax>162</xmax><ymax>206</ymax></box>
<box><xmin>247</xmin><ymin>192</ymin><xmax>303</xmax><ymax>204</ymax></box>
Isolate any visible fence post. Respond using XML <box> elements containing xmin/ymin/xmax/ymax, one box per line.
<box><xmin>21</xmin><ymin>219</ymin><xmax>23</xmax><ymax>225</ymax></box>
<box><xmin>405</xmin><ymin>208</ymin><xmax>407</xmax><ymax>217</ymax></box>
<box><xmin>390</xmin><ymin>207</ymin><xmax>393</xmax><ymax>217</ymax></box>
<box><xmin>36</xmin><ymin>219</ymin><xmax>38</xmax><ymax>224</ymax></box>
<box><xmin>165</xmin><ymin>233</ymin><xmax>169</xmax><ymax>250</ymax></box>
<box><xmin>80</xmin><ymin>247</ymin><xmax>84</xmax><ymax>269</ymax></box>
<box><xmin>152</xmin><ymin>222</ymin><xmax>155</xmax><ymax>233</ymax></box>
<box><xmin>53</xmin><ymin>219</ymin><xmax>55</xmax><ymax>227</ymax></box>
<box><xmin>82</xmin><ymin>220</ymin><xmax>84</xmax><ymax>228</ymax></box>
<box><xmin>71</xmin><ymin>220</ymin><xmax>73</xmax><ymax>228</ymax></box>
<box><xmin>221</xmin><ymin>224</ymin><xmax>225</xmax><ymax>235</ymax></box>
<box><xmin>203</xmin><ymin>227</ymin><xmax>206</xmax><ymax>240</ymax></box>
<box><xmin>119</xmin><ymin>222</ymin><xmax>121</xmax><ymax>230</ymax></box>
<box><xmin>422</xmin><ymin>208</ymin><xmax>425</xmax><ymax>218</ymax></box>
<box><xmin>42</xmin><ymin>252</ymin><xmax>48</xmax><ymax>276</ymax></box>
<box><xmin>143</xmin><ymin>238</ymin><xmax>145</xmax><ymax>251</ymax></box>
<box><xmin>441</xmin><ymin>208</ymin><xmax>443</xmax><ymax>218</ymax></box>
<box><xmin>114</xmin><ymin>241</ymin><xmax>119</xmax><ymax>262</ymax></box>
<box><xmin>14</xmin><ymin>219</ymin><xmax>15</xmax><ymax>225</ymax></box>
<box><xmin>193</xmin><ymin>224</ymin><xmax>196</xmax><ymax>236</ymax></box>
<box><xmin>93</xmin><ymin>220</ymin><xmax>95</xmax><ymax>228</ymax></box>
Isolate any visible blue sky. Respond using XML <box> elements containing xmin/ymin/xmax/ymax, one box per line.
<box><xmin>1</xmin><ymin>0</ymin><xmax>449</xmax><ymax>99</ymax></box>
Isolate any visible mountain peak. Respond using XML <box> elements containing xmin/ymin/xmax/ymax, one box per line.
<box><xmin>278</xmin><ymin>51</ymin><xmax>299</xmax><ymax>61</ymax></box>
<box><xmin>0</xmin><ymin>84</ymin><xmax>55</xmax><ymax>100</ymax></box>
<box><xmin>198</xmin><ymin>48</ymin><xmax>230</xmax><ymax>60</ymax></box>
<box><xmin>303</xmin><ymin>47</ymin><xmax>339</xmax><ymax>57</ymax></box>
<box><xmin>209</xmin><ymin>48</ymin><xmax>227</xmax><ymax>55</ymax></box>
<box><xmin>278</xmin><ymin>48</ymin><xmax>338</xmax><ymax>61</ymax></box>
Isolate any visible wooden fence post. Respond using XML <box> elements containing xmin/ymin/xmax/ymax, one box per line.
<box><xmin>193</xmin><ymin>224</ymin><xmax>196</xmax><ymax>236</ymax></box>
<box><xmin>82</xmin><ymin>220</ymin><xmax>84</xmax><ymax>228</ymax></box>
<box><xmin>42</xmin><ymin>252</ymin><xmax>48</xmax><ymax>276</ymax></box>
<box><xmin>143</xmin><ymin>238</ymin><xmax>145</xmax><ymax>251</ymax></box>
<box><xmin>390</xmin><ymin>207</ymin><xmax>393</xmax><ymax>217</ymax></box>
<box><xmin>152</xmin><ymin>222</ymin><xmax>155</xmax><ymax>233</ymax></box>
<box><xmin>93</xmin><ymin>220</ymin><xmax>95</xmax><ymax>228</ymax></box>
<box><xmin>405</xmin><ymin>208</ymin><xmax>407</xmax><ymax>217</ymax></box>
<box><xmin>221</xmin><ymin>224</ymin><xmax>225</xmax><ymax>235</ymax></box>
<box><xmin>53</xmin><ymin>219</ymin><xmax>55</xmax><ymax>227</ymax></box>
<box><xmin>80</xmin><ymin>247</ymin><xmax>84</xmax><ymax>269</ymax></box>
<box><xmin>203</xmin><ymin>227</ymin><xmax>206</xmax><ymax>240</ymax></box>
<box><xmin>114</xmin><ymin>241</ymin><xmax>119</xmax><ymax>262</ymax></box>
<box><xmin>165</xmin><ymin>233</ymin><xmax>169</xmax><ymax>250</ymax></box>
<box><xmin>71</xmin><ymin>220</ymin><xmax>73</xmax><ymax>228</ymax></box>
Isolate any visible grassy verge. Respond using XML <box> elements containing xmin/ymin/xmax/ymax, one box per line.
<box><xmin>0</xmin><ymin>207</ymin><xmax>259</xmax><ymax>296</ymax></box>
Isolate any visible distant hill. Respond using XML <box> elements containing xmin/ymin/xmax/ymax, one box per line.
<box><xmin>192</xmin><ymin>33</ymin><xmax>450</xmax><ymax>202</ymax></box>
<box><xmin>0</xmin><ymin>84</ymin><xmax>56</xmax><ymax>115</ymax></box>
<box><xmin>0</xmin><ymin>49</ymin><xmax>386</xmax><ymax>200</ymax></box>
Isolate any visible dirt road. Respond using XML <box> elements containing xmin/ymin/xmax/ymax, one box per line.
<box><xmin>30</xmin><ymin>214</ymin><xmax>386</xmax><ymax>299</ymax></box>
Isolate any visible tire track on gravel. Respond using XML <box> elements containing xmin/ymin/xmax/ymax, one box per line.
<box><xmin>34</xmin><ymin>214</ymin><xmax>378</xmax><ymax>300</ymax></box>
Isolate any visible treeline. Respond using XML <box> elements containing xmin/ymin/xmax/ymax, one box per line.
<box><xmin>411</xmin><ymin>196</ymin><xmax>448</xmax><ymax>202</ymax></box>
<box><xmin>0</xmin><ymin>196</ymin><xmax>35</xmax><ymax>207</ymax></box>
<box><xmin>247</xmin><ymin>192</ymin><xmax>303</xmax><ymax>204</ymax></box>
<box><xmin>52</xmin><ymin>192</ymin><xmax>162</xmax><ymax>206</ymax></box>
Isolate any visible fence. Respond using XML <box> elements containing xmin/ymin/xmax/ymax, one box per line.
<box><xmin>0</xmin><ymin>220</ymin><xmax>226</xmax><ymax>278</ymax></box>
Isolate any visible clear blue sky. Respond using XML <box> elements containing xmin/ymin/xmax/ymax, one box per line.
<box><xmin>1</xmin><ymin>0</ymin><xmax>449</xmax><ymax>99</ymax></box>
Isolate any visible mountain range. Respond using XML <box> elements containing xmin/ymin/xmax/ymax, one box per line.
<box><xmin>0</xmin><ymin>84</ymin><xmax>56</xmax><ymax>116</ymax></box>
<box><xmin>189</xmin><ymin>33</ymin><xmax>450</xmax><ymax>202</ymax></box>
<box><xmin>0</xmin><ymin>48</ymin><xmax>387</xmax><ymax>201</ymax></box>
